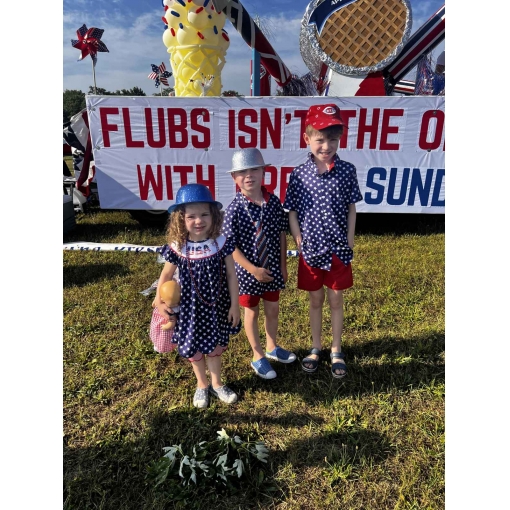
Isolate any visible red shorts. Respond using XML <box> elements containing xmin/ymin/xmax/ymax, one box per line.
<box><xmin>239</xmin><ymin>291</ymin><xmax>280</xmax><ymax>308</ymax></box>
<box><xmin>298</xmin><ymin>254</ymin><xmax>353</xmax><ymax>291</ymax></box>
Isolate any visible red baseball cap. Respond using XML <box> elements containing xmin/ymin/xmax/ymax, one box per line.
<box><xmin>305</xmin><ymin>104</ymin><xmax>346</xmax><ymax>130</ymax></box>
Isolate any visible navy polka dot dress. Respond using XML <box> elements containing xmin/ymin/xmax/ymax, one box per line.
<box><xmin>222</xmin><ymin>188</ymin><xmax>287</xmax><ymax>296</ymax></box>
<box><xmin>161</xmin><ymin>235</ymin><xmax>240</xmax><ymax>359</ymax></box>
<box><xmin>283</xmin><ymin>153</ymin><xmax>363</xmax><ymax>270</ymax></box>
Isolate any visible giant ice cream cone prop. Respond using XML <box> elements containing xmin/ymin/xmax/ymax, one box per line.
<box><xmin>162</xmin><ymin>0</ymin><xmax>230</xmax><ymax>97</ymax></box>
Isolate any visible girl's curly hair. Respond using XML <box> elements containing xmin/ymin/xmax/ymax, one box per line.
<box><xmin>166</xmin><ymin>203</ymin><xmax>224</xmax><ymax>249</ymax></box>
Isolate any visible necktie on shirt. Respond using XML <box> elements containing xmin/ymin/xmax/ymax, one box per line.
<box><xmin>254</xmin><ymin>215</ymin><xmax>269</xmax><ymax>268</ymax></box>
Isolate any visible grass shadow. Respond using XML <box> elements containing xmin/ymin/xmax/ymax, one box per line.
<box><xmin>63</xmin><ymin>263</ymin><xmax>130</xmax><ymax>287</ymax></box>
<box><xmin>64</xmin><ymin>407</ymin><xmax>388</xmax><ymax>510</ymax></box>
<box><xmin>227</xmin><ymin>331</ymin><xmax>444</xmax><ymax>404</ymax></box>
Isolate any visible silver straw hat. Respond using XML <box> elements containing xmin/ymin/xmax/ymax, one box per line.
<box><xmin>227</xmin><ymin>148</ymin><xmax>270</xmax><ymax>173</ymax></box>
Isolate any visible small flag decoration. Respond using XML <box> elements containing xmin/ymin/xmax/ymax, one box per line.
<box><xmin>148</xmin><ymin>62</ymin><xmax>173</xmax><ymax>88</ymax></box>
<box><xmin>414</xmin><ymin>55</ymin><xmax>445</xmax><ymax>96</ymax></box>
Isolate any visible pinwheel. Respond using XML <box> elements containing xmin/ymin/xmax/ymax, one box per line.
<box><xmin>71</xmin><ymin>24</ymin><xmax>109</xmax><ymax>94</ymax></box>
<box><xmin>71</xmin><ymin>24</ymin><xmax>109</xmax><ymax>66</ymax></box>
<box><xmin>148</xmin><ymin>62</ymin><xmax>173</xmax><ymax>95</ymax></box>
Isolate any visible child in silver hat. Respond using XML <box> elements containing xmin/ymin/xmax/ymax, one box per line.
<box><xmin>222</xmin><ymin>148</ymin><xmax>296</xmax><ymax>380</ymax></box>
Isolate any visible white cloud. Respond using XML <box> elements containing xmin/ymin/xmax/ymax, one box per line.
<box><xmin>63</xmin><ymin>2</ymin><xmax>445</xmax><ymax>96</ymax></box>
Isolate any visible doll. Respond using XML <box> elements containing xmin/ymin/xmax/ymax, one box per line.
<box><xmin>159</xmin><ymin>280</ymin><xmax>181</xmax><ymax>331</ymax></box>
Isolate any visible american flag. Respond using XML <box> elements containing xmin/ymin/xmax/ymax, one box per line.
<box><xmin>414</xmin><ymin>55</ymin><xmax>445</xmax><ymax>96</ymax></box>
<box><xmin>63</xmin><ymin>109</ymin><xmax>95</xmax><ymax>198</ymax></box>
<box><xmin>148</xmin><ymin>62</ymin><xmax>172</xmax><ymax>88</ymax></box>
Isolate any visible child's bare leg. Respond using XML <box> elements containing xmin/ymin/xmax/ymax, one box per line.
<box><xmin>303</xmin><ymin>288</ymin><xmax>325</xmax><ymax>369</ymax></box>
<box><xmin>205</xmin><ymin>354</ymin><xmax>222</xmax><ymax>389</ymax></box>
<box><xmin>328</xmin><ymin>288</ymin><xmax>346</xmax><ymax>376</ymax></box>
<box><xmin>244</xmin><ymin>306</ymin><xmax>265</xmax><ymax>360</ymax></box>
<box><xmin>263</xmin><ymin>299</ymin><xmax>279</xmax><ymax>353</ymax></box>
<box><xmin>190</xmin><ymin>357</ymin><xmax>209</xmax><ymax>388</ymax></box>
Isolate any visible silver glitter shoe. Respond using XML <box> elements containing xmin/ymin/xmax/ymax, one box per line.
<box><xmin>208</xmin><ymin>385</ymin><xmax>238</xmax><ymax>404</ymax></box>
<box><xmin>193</xmin><ymin>387</ymin><xmax>209</xmax><ymax>408</ymax></box>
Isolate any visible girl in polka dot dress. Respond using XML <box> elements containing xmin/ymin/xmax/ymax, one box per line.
<box><xmin>151</xmin><ymin>184</ymin><xmax>241</xmax><ymax>409</ymax></box>
<box><xmin>222</xmin><ymin>148</ymin><xmax>296</xmax><ymax>381</ymax></box>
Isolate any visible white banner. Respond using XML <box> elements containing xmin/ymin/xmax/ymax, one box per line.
<box><xmin>86</xmin><ymin>95</ymin><xmax>445</xmax><ymax>214</ymax></box>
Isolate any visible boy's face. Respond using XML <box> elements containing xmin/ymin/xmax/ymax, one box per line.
<box><xmin>304</xmin><ymin>131</ymin><xmax>340</xmax><ymax>166</ymax></box>
<box><xmin>231</xmin><ymin>166</ymin><xmax>264</xmax><ymax>194</ymax></box>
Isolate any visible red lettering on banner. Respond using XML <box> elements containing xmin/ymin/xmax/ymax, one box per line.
<box><xmin>146</xmin><ymin>108</ymin><xmax>166</xmax><ymax>148</ymax></box>
<box><xmin>294</xmin><ymin>110</ymin><xmax>308</xmax><ymax>148</ymax></box>
<box><xmin>357</xmin><ymin>108</ymin><xmax>380</xmax><ymax>149</ymax></box>
<box><xmin>164</xmin><ymin>165</ymin><xmax>174</xmax><ymax>199</ymax></box>
<box><xmin>279</xmin><ymin>166</ymin><xmax>294</xmax><ymax>198</ymax></box>
<box><xmin>339</xmin><ymin>110</ymin><xmax>356</xmax><ymax>149</ymax></box>
<box><xmin>123</xmin><ymin>108</ymin><xmax>144</xmax><ymax>148</ymax></box>
<box><xmin>260</xmin><ymin>109</ymin><xmax>282</xmax><ymax>148</ymax></box>
<box><xmin>419</xmin><ymin>110</ymin><xmax>445</xmax><ymax>151</ymax></box>
<box><xmin>167</xmin><ymin>108</ymin><xmax>188</xmax><ymax>148</ymax></box>
<box><xmin>138</xmin><ymin>164</ymin><xmax>164</xmax><ymax>200</ymax></box>
<box><xmin>173</xmin><ymin>165</ymin><xmax>193</xmax><ymax>184</ymax></box>
<box><xmin>137</xmin><ymin>164</ymin><xmax>216</xmax><ymax>201</ymax></box>
<box><xmin>228</xmin><ymin>110</ymin><xmax>236</xmax><ymax>148</ymax></box>
<box><xmin>264</xmin><ymin>166</ymin><xmax>277</xmax><ymax>194</ymax></box>
<box><xmin>238</xmin><ymin>109</ymin><xmax>258</xmax><ymax>147</ymax></box>
<box><xmin>99</xmin><ymin>108</ymin><xmax>119</xmax><ymax>147</ymax></box>
<box><xmin>196</xmin><ymin>165</ymin><xmax>215</xmax><ymax>191</ymax></box>
<box><xmin>190</xmin><ymin>109</ymin><xmax>211</xmax><ymax>148</ymax></box>
<box><xmin>380</xmin><ymin>109</ymin><xmax>403</xmax><ymax>150</ymax></box>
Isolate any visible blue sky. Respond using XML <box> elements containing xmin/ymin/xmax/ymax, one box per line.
<box><xmin>63</xmin><ymin>0</ymin><xmax>445</xmax><ymax>96</ymax></box>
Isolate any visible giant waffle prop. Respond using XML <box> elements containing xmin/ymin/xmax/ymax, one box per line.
<box><xmin>301</xmin><ymin>0</ymin><xmax>412</xmax><ymax>79</ymax></box>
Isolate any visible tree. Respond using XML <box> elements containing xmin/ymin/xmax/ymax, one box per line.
<box><xmin>157</xmin><ymin>87</ymin><xmax>175</xmax><ymax>96</ymax></box>
<box><xmin>63</xmin><ymin>89</ymin><xmax>86</xmax><ymax>123</ymax></box>
<box><xmin>88</xmin><ymin>86</ymin><xmax>113</xmax><ymax>95</ymax></box>
<box><xmin>87</xmin><ymin>86</ymin><xmax>146</xmax><ymax>96</ymax></box>
<box><xmin>115</xmin><ymin>86</ymin><xmax>146</xmax><ymax>96</ymax></box>
<box><xmin>222</xmin><ymin>90</ymin><xmax>243</xmax><ymax>97</ymax></box>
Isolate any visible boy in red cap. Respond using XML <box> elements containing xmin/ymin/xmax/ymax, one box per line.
<box><xmin>283</xmin><ymin>104</ymin><xmax>363</xmax><ymax>379</ymax></box>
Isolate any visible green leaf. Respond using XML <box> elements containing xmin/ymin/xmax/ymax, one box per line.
<box><xmin>233</xmin><ymin>459</ymin><xmax>244</xmax><ymax>478</ymax></box>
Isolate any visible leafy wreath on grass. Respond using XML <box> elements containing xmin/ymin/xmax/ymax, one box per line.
<box><xmin>149</xmin><ymin>428</ymin><xmax>274</xmax><ymax>498</ymax></box>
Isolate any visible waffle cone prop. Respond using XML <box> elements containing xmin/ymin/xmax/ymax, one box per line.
<box><xmin>160</xmin><ymin>280</ymin><xmax>181</xmax><ymax>331</ymax></box>
<box><xmin>162</xmin><ymin>0</ymin><xmax>230</xmax><ymax>96</ymax></box>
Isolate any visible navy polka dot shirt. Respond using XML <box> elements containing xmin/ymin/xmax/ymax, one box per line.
<box><xmin>222</xmin><ymin>188</ymin><xmax>287</xmax><ymax>296</ymax></box>
<box><xmin>283</xmin><ymin>153</ymin><xmax>363</xmax><ymax>270</ymax></box>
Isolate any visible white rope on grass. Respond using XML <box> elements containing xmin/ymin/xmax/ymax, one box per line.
<box><xmin>63</xmin><ymin>242</ymin><xmax>162</xmax><ymax>253</ymax></box>
<box><xmin>63</xmin><ymin>242</ymin><xmax>300</xmax><ymax>257</ymax></box>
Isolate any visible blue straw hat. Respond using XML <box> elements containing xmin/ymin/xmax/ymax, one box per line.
<box><xmin>167</xmin><ymin>184</ymin><xmax>223</xmax><ymax>213</ymax></box>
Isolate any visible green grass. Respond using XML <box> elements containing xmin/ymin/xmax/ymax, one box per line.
<box><xmin>64</xmin><ymin>207</ymin><xmax>444</xmax><ymax>509</ymax></box>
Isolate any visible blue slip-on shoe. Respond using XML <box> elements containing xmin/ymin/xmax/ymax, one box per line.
<box><xmin>265</xmin><ymin>346</ymin><xmax>297</xmax><ymax>364</ymax></box>
<box><xmin>251</xmin><ymin>357</ymin><xmax>277</xmax><ymax>379</ymax></box>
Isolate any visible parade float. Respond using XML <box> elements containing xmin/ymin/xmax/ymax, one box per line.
<box><xmin>65</xmin><ymin>0</ymin><xmax>445</xmax><ymax>226</ymax></box>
